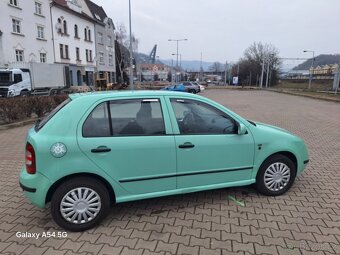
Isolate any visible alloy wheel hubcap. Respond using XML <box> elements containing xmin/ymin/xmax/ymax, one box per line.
<box><xmin>60</xmin><ymin>187</ymin><xmax>101</xmax><ymax>224</ymax></box>
<box><xmin>264</xmin><ymin>162</ymin><xmax>291</xmax><ymax>191</ymax></box>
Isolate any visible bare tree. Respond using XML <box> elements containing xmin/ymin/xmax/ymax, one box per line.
<box><xmin>209</xmin><ymin>62</ymin><xmax>223</xmax><ymax>73</ymax></box>
<box><xmin>115</xmin><ymin>23</ymin><xmax>139</xmax><ymax>84</ymax></box>
<box><xmin>232</xmin><ymin>42</ymin><xmax>281</xmax><ymax>86</ymax></box>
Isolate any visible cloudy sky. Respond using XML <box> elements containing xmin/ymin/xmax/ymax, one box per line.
<box><xmin>95</xmin><ymin>0</ymin><xmax>340</xmax><ymax>63</ymax></box>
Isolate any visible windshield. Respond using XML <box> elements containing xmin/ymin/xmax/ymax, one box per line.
<box><xmin>35</xmin><ymin>98</ymin><xmax>71</xmax><ymax>131</ymax></box>
<box><xmin>0</xmin><ymin>72</ymin><xmax>12</xmax><ymax>86</ymax></box>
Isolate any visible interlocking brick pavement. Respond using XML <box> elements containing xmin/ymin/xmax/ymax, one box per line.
<box><xmin>0</xmin><ymin>89</ymin><xmax>339</xmax><ymax>255</ymax></box>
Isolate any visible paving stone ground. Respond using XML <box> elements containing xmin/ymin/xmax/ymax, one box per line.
<box><xmin>0</xmin><ymin>89</ymin><xmax>339</xmax><ymax>255</ymax></box>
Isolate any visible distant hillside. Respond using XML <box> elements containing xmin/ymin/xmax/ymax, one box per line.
<box><xmin>160</xmin><ymin>59</ymin><xmax>216</xmax><ymax>71</ymax></box>
<box><xmin>293</xmin><ymin>54</ymin><xmax>340</xmax><ymax>70</ymax></box>
<box><xmin>134</xmin><ymin>52</ymin><xmax>219</xmax><ymax>71</ymax></box>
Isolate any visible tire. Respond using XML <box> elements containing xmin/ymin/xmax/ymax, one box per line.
<box><xmin>256</xmin><ymin>154</ymin><xmax>296</xmax><ymax>196</ymax></box>
<box><xmin>20</xmin><ymin>90</ymin><xmax>30</xmax><ymax>97</ymax></box>
<box><xmin>51</xmin><ymin>177</ymin><xmax>110</xmax><ymax>232</ymax></box>
<box><xmin>189</xmin><ymin>89</ymin><xmax>196</xmax><ymax>94</ymax></box>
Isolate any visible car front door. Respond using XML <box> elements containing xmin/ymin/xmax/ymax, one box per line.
<box><xmin>77</xmin><ymin>97</ymin><xmax>176</xmax><ymax>195</ymax></box>
<box><xmin>166</xmin><ymin>97</ymin><xmax>255</xmax><ymax>189</ymax></box>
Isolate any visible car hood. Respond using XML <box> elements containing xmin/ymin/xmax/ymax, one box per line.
<box><xmin>254</xmin><ymin>121</ymin><xmax>293</xmax><ymax>135</ymax></box>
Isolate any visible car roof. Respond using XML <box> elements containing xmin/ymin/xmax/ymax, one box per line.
<box><xmin>69</xmin><ymin>90</ymin><xmax>199</xmax><ymax>101</ymax></box>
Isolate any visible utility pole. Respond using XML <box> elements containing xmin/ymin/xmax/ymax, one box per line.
<box><xmin>200</xmin><ymin>52</ymin><xmax>203</xmax><ymax>82</ymax></box>
<box><xmin>171</xmin><ymin>59</ymin><xmax>173</xmax><ymax>84</ymax></box>
<box><xmin>265</xmin><ymin>60</ymin><xmax>270</xmax><ymax>88</ymax></box>
<box><xmin>128</xmin><ymin>0</ymin><xmax>134</xmax><ymax>90</ymax></box>
<box><xmin>303</xmin><ymin>50</ymin><xmax>315</xmax><ymax>90</ymax></box>
<box><xmin>168</xmin><ymin>38</ymin><xmax>188</xmax><ymax>69</ymax></box>
<box><xmin>249</xmin><ymin>71</ymin><xmax>252</xmax><ymax>86</ymax></box>
<box><xmin>260</xmin><ymin>61</ymin><xmax>265</xmax><ymax>88</ymax></box>
<box><xmin>224</xmin><ymin>61</ymin><xmax>228</xmax><ymax>85</ymax></box>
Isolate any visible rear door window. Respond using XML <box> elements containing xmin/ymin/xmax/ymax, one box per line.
<box><xmin>109</xmin><ymin>99</ymin><xmax>165</xmax><ymax>136</ymax></box>
<box><xmin>82</xmin><ymin>98</ymin><xmax>166</xmax><ymax>137</ymax></box>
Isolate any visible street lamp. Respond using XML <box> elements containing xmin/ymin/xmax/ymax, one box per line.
<box><xmin>128</xmin><ymin>0</ymin><xmax>134</xmax><ymax>90</ymax></box>
<box><xmin>172</xmin><ymin>53</ymin><xmax>182</xmax><ymax>82</ymax></box>
<box><xmin>168</xmin><ymin>38</ymin><xmax>188</xmax><ymax>69</ymax></box>
<box><xmin>303</xmin><ymin>50</ymin><xmax>315</xmax><ymax>90</ymax></box>
<box><xmin>172</xmin><ymin>53</ymin><xmax>182</xmax><ymax>68</ymax></box>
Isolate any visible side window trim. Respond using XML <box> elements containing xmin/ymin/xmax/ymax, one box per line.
<box><xmin>106</xmin><ymin>101</ymin><xmax>113</xmax><ymax>136</ymax></box>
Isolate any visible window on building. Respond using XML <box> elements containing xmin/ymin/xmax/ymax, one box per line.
<box><xmin>57</xmin><ymin>18</ymin><xmax>62</xmax><ymax>33</ymax></box>
<box><xmin>60</xmin><ymin>44</ymin><xmax>69</xmax><ymax>59</ymax></box>
<box><xmin>74</xmin><ymin>24</ymin><xmax>79</xmax><ymax>38</ymax></box>
<box><xmin>65</xmin><ymin>45</ymin><xmax>69</xmax><ymax>59</ymax></box>
<box><xmin>98</xmin><ymin>32</ymin><xmax>103</xmax><ymax>44</ymax></box>
<box><xmin>59</xmin><ymin>44</ymin><xmax>64</xmax><ymax>59</ymax></box>
<box><xmin>37</xmin><ymin>26</ymin><xmax>44</xmax><ymax>39</ymax></box>
<box><xmin>89</xmin><ymin>50</ymin><xmax>92</xmax><ymax>62</ymax></box>
<box><xmin>85</xmin><ymin>49</ymin><xmax>89</xmax><ymax>61</ymax></box>
<box><xmin>109</xmin><ymin>54</ymin><xmax>113</xmax><ymax>66</ymax></box>
<box><xmin>35</xmin><ymin>2</ymin><xmax>42</xmax><ymax>15</ymax></box>
<box><xmin>15</xmin><ymin>50</ymin><xmax>24</xmax><ymax>62</ymax></box>
<box><xmin>88</xmin><ymin>29</ymin><xmax>91</xmax><ymax>41</ymax></box>
<box><xmin>76</xmin><ymin>47</ymin><xmax>80</xmax><ymax>61</ymax></box>
<box><xmin>84</xmin><ymin>28</ymin><xmax>87</xmax><ymax>40</ymax></box>
<box><xmin>12</xmin><ymin>19</ymin><xmax>21</xmax><ymax>34</ymax></box>
<box><xmin>9</xmin><ymin>0</ymin><xmax>18</xmax><ymax>7</ymax></box>
<box><xmin>107</xmin><ymin>36</ymin><xmax>112</xmax><ymax>46</ymax></box>
<box><xmin>40</xmin><ymin>53</ymin><xmax>46</xmax><ymax>63</ymax></box>
<box><xmin>99</xmin><ymin>52</ymin><xmax>104</xmax><ymax>64</ymax></box>
<box><xmin>63</xmin><ymin>20</ymin><xmax>67</xmax><ymax>35</ymax></box>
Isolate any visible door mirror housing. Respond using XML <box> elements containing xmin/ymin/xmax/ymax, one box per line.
<box><xmin>237</xmin><ymin>123</ymin><xmax>247</xmax><ymax>135</ymax></box>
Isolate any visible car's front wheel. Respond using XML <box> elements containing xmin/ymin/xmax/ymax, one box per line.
<box><xmin>51</xmin><ymin>177</ymin><xmax>110</xmax><ymax>231</ymax></box>
<box><xmin>256</xmin><ymin>154</ymin><xmax>296</xmax><ymax>196</ymax></box>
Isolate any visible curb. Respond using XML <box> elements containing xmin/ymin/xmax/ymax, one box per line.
<box><xmin>267</xmin><ymin>89</ymin><xmax>340</xmax><ymax>103</ymax></box>
<box><xmin>0</xmin><ymin>118</ymin><xmax>38</xmax><ymax>131</ymax></box>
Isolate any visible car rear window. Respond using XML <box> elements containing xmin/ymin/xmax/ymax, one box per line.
<box><xmin>35</xmin><ymin>98</ymin><xmax>71</xmax><ymax>132</ymax></box>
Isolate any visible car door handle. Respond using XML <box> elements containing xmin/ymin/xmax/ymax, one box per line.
<box><xmin>91</xmin><ymin>146</ymin><xmax>111</xmax><ymax>153</ymax></box>
<box><xmin>179</xmin><ymin>142</ymin><xmax>195</xmax><ymax>149</ymax></box>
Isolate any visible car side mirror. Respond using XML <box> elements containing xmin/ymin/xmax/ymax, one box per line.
<box><xmin>238</xmin><ymin>123</ymin><xmax>247</xmax><ymax>135</ymax></box>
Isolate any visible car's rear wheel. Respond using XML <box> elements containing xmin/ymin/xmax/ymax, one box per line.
<box><xmin>189</xmin><ymin>89</ymin><xmax>196</xmax><ymax>94</ymax></box>
<box><xmin>51</xmin><ymin>177</ymin><xmax>110</xmax><ymax>231</ymax></box>
<box><xmin>256</xmin><ymin>154</ymin><xmax>296</xmax><ymax>196</ymax></box>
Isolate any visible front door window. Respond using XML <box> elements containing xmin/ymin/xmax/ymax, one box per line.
<box><xmin>170</xmin><ymin>98</ymin><xmax>237</xmax><ymax>135</ymax></box>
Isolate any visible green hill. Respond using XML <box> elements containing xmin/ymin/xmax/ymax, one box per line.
<box><xmin>293</xmin><ymin>54</ymin><xmax>340</xmax><ymax>70</ymax></box>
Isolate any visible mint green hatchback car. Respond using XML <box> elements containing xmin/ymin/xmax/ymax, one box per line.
<box><xmin>20</xmin><ymin>91</ymin><xmax>309</xmax><ymax>231</ymax></box>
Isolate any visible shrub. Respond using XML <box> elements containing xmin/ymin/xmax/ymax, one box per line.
<box><xmin>0</xmin><ymin>95</ymin><xmax>68</xmax><ymax>124</ymax></box>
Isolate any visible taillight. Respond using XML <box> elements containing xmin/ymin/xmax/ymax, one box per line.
<box><xmin>26</xmin><ymin>143</ymin><xmax>36</xmax><ymax>174</ymax></box>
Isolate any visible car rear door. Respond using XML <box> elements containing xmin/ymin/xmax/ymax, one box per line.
<box><xmin>165</xmin><ymin>97</ymin><xmax>255</xmax><ymax>189</ymax></box>
<box><xmin>77</xmin><ymin>96</ymin><xmax>177</xmax><ymax>195</ymax></box>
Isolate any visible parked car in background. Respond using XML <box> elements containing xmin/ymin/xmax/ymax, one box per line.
<box><xmin>19</xmin><ymin>91</ymin><xmax>309</xmax><ymax>231</ymax></box>
<box><xmin>161</xmin><ymin>84</ymin><xmax>187</xmax><ymax>92</ymax></box>
<box><xmin>182</xmin><ymin>81</ymin><xmax>200</xmax><ymax>93</ymax></box>
<box><xmin>192</xmin><ymin>82</ymin><xmax>205</xmax><ymax>92</ymax></box>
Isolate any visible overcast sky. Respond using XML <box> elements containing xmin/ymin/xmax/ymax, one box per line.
<box><xmin>95</xmin><ymin>0</ymin><xmax>340</xmax><ymax>63</ymax></box>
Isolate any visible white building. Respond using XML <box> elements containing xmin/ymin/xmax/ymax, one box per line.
<box><xmin>50</xmin><ymin>0</ymin><xmax>96</xmax><ymax>86</ymax></box>
<box><xmin>84</xmin><ymin>0</ymin><xmax>116</xmax><ymax>85</ymax></box>
<box><xmin>0</xmin><ymin>0</ymin><xmax>54</xmax><ymax>67</ymax></box>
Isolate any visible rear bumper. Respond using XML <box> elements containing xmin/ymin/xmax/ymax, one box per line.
<box><xmin>19</xmin><ymin>167</ymin><xmax>52</xmax><ymax>208</ymax></box>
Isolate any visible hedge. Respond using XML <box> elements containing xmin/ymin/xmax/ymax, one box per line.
<box><xmin>0</xmin><ymin>95</ymin><xmax>68</xmax><ymax>124</ymax></box>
